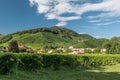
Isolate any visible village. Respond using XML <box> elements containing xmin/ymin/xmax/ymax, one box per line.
<box><xmin>0</xmin><ymin>44</ymin><xmax>106</xmax><ymax>54</ymax></box>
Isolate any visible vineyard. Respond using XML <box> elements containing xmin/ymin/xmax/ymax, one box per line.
<box><xmin>0</xmin><ymin>53</ymin><xmax>120</xmax><ymax>75</ymax></box>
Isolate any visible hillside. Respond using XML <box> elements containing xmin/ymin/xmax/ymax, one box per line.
<box><xmin>0</xmin><ymin>26</ymin><xmax>105</xmax><ymax>49</ymax></box>
<box><xmin>0</xmin><ymin>34</ymin><xmax>2</xmax><ymax>37</ymax></box>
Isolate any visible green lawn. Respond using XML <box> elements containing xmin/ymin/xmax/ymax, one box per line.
<box><xmin>1</xmin><ymin>64</ymin><xmax>120</xmax><ymax>80</ymax></box>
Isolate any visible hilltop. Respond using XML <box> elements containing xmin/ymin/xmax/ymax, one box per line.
<box><xmin>0</xmin><ymin>26</ymin><xmax>106</xmax><ymax>49</ymax></box>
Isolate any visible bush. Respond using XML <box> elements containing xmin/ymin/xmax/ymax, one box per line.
<box><xmin>61</xmin><ymin>55</ymin><xmax>79</xmax><ymax>68</ymax></box>
<box><xmin>41</xmin><ymin>54</ymin><xmax>79</xmax><ymax>70</ymax></box>
<box><xmin>50</xmin><ymin>55</ymin><xmax>62</xmax><ymax>70</ymax></box>
<box><xmin>19</xmin><ymin>54</ymin><xmax>43</xmax><ymax>71</ymax></box>
<box><xmin>0</xmin><ymin>54</ymin><xmax>18</xmax><ymax>74</ymax></box>
<box><xmin>41</xmin><ymin>54</ymin><xmax>62</xmax><ymax>70</ymax></box>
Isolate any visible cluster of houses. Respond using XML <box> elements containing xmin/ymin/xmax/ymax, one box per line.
<box><xmin>68</xmin><ymin>46</ymin><xmax>106</xmax><ymax>54</ymax></box>
<box><xmin>0</xmin><ymin>44</ymin><xmax>106</xmax><ymax>54</ymax></box>
<box><xmin>36</xmin><ymin>46</ymin><xmax>106</xmax><ymax>54</ymax></box>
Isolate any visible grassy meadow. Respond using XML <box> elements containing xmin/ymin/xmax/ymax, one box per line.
<box><xmin>0</xmin><ymin>64</ymin><xmax>120</xmax><ymax>80</ymax></box>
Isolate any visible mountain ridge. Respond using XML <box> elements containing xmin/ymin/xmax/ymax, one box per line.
<box><xmin>0</xmin><ymin>26</ymin><xmax>105</xmax><ymax>49</ymax></box>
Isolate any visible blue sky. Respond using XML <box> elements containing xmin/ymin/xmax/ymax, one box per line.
<box><xmin>0</xmin><ymin>0</ymin><xmax>120</xmax><ymax>39</ymax></box>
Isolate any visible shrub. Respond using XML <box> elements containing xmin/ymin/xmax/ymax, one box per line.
<box><xmin>0</xmin><ymin>54</ymin><xmax>18</xmax><ymax>74</ymax></box>
<box><xmin>50</xmin><ymin>55</ymin><xmax>62</xmax><ymax>70</ymax></box>
<box><xmin>41</xmin><ymin>54</ymin><xmax>52</xmax><ymax>68</ymax></box>
<box><xmin>19</xmin><ymin>54</ymin><xmax>43</xmax><ymax>71</ymax></box>
<box><xmin>41</xmin><ymin>54</ymin><xmax>62</xmax><ymax>70</ymax></box>
<box><xmin>61</xmin><ymin>55</ymin><xmax>79</xmax><ymax>68</ymax></box>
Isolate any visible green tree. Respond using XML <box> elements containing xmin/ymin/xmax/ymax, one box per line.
<box><xmin>94</xmin><ymin>48</ymin><xmax>101</xmax><ymax>53</ymax></box>
<box><xmin>103</xmin><ymin>37</ymin><xmax>120</xmax><ymax>54</ymax></box>
<box><xmin>8</xmin><ymin>40</ymin><xmax>19</xmax><ymax>53</ymax></box>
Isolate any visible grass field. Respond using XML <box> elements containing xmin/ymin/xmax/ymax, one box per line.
<box><xmin>0</xmin><ymin>64</ymin><xmax>120</xmax><ymax>80</ymax></box>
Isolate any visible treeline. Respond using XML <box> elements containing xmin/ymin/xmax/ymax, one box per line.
<box><xmin>0</xmin><ymin>53</ymin><xmax>120</xmax><ymax>75</ymax></box>
<box><xmin>103</xmin><ymin>37</ymin><xmax>120</xmax><ymax>54</ymax></box>
<box><xmin>12</xmin><ymin>26</ymin><xmax>78</xmax><ymax>36</ymax></box>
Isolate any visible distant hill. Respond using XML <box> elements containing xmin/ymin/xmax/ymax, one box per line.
<box><xmin>0</xmin><ymin>26</ymin><xmax>106</xmax><ymax>49</ymax></box>
<box><xmin>0</xmin><ymin>34</ymin><xmax>2</xmax><ymax>37</ymax></box>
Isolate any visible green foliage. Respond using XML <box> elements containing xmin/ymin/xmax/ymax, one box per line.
<box><xmin>1</xmin><ymin>53</ymin><xmax>120</xmax><ymax>75</ymax></box>
<box><xmin>50</xmin><ymin>55</ymin><xmax>62</xmax><ymax>70</ymax></box>
<box><xmin>41</xmin><ymin>54</ymin><xmax>78</xmax><ymax>70</ymax></box>
<box><xmin>61</xmin><ymin>55</ymin><xmax>79</xmax><ymax>68</ymax></box>
<box><xmin>19</xmin><ymin>48</ymin><xmax>26</xmax><ymax>52</ymax></box>
<box><xmin>18</xmin><ymin>54</ymin><xmax>120</xmax><ymax>70</ymax></box>
<box><xmin>0</xmin><ymin>54</ymin><xmax>19</xmax><ymax>74</ymax></box>
<box><xmin>41</xmin><ymin>54</ymin><xmax>63</xmax><ymax>70</ymax></box>
<box><xmin>19</xmin><ymin>54</ymin><xmax>43</xmax><ymax>71</ymax></box>
<box><xmin>103</xmin><ymin>37</ymin><xmax>120</xmax><ymax>54</ymax></box>
<box><xmin>49</xmin><ymin>54</ymin><xmax>120</xmax><ymax>68</ymax></box>
<box><xmin>8</xmin><ymin>40</ymin><xmax>19</xmax><ymax>53</ymax></box>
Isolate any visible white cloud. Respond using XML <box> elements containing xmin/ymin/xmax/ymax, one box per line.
<box><xmin>56</xmin><ymin>22</ymin><xmax>67</xmax><ymax>26</ymax></box>
<box><xmin>96</xmin><ymin>20</ymin><xmax>120</xmax><ymax>26</ymax></box>
<box><xmin>88</xmin><ymin>20</ymin><xmax>101</xmax><ymax>23</ymax></box>
<box><xmin>29</xmin><ymin>0</ymin><xmax>120</xmax><ymax>26</ymax></box>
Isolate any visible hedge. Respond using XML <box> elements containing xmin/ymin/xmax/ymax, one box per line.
<box><xmin>0</xmin><ymin>54</ymin><xmax>19</xmax><ymax>74</ymax></box>
<box><xmin>0</xmin><ymin>53</ymin><xmax>120</xmax><ymax>74</ymax></box>
<box><xmin>18</xmin><ymin>54</ymin><xmax>43</xmax><ymax>71</ymax></box>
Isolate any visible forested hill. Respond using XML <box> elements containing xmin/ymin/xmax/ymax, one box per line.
<box><xmin>0</xmin><ymin>26</ymin><xmax>106</xmax><ymax>49</ymax></box>
<box><xmin>12</xmin><ymin>26</ymin><xmax>94</xmax><ymax>40</ymax></box>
